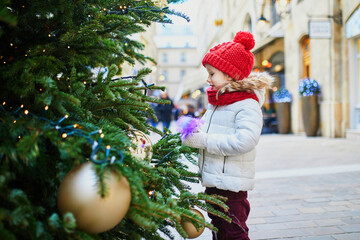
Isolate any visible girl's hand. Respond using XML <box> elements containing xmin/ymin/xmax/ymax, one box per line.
<box><xmin>182</xmin><ymin>132</ymin><xmax>207</xmax><ymax>149</ymax></box>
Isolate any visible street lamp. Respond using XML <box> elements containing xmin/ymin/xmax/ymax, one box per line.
<box><xmin>256</xmin><ymin>0</ymin><xmax>270</xmax><ymax>33</ymax></box>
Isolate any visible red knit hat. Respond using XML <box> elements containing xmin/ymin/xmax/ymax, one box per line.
<box><xmin>202</xmin><ymin>31</ymin><xmax>255</xmax><ymax>81</ymax></box>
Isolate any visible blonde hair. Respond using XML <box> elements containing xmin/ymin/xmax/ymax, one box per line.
<box><xmin>216</xmin><ymin>72</ymin><xmax>274</xmax><ymax>99</ymax></box>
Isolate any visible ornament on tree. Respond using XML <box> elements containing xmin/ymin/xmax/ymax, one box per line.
<box><xmin>57</xmin><ymin>162</ymin><xmax>131</xmax><ymax>234</ymax></box>
<box><xmin>181</xmin><ymin>209</ymin><xmax>205</xmax><ymax>239</ymax></box>
<box><xmin>128</xmin><ymin>130</ymin><xmax>153</xmax><ymax>162</ymax></box>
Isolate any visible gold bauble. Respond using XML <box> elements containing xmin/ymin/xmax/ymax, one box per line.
<box><xmin>181</xmin><ymin>209</ymin><xmax>205</xmax><ymax>239</ymax></box>
<box><xmin>57</xmin><ymin>162</ymin><xmax>131</xmax><ymax>234</ymax></box>
<box><xmin>129</xmin><ymin>130</ymin><xmax>152</xmax><ymax>162</ymax></box>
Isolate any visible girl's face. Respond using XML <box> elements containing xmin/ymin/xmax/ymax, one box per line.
<box><xmin>205</xmin><ymin>64</ymin><xmax>232</xmax><ymax>90</ymax></box>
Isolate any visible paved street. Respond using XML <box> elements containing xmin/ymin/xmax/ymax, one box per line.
<box><xmin>151</xmin><ymin>124</ymin><xmax>360</xmax><ymax>239</ymax></box>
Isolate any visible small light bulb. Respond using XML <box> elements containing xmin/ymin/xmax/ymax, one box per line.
<box><xmin>20</xmin><ymin>104</ymin><xmax>24</xmax><ymax>108</ymax></box>
<box><xmin>2</xmin><ymin>101</ymin><xmax>5</xmax><ymax>105</ymax></box>
<box><xmin>62</xmin><ymin>133</ymin><xmax>67</xmax><ymax>138</ymax></box>
<box><xmin>67</xmin><ymin>46</ymin><xmax>70</xmax><ymax>49</ymax></box>
<box><xmin>100</xmin><ymin>133</ymin><xmax>105</xmax><ymax>138</ymax></box>
<box><xmin>43</xmin><ymin>49</ymin><xmax>46</xmax><ymax>52</ymax></box>
<box><xmin>99</xmin><ymin>129</ymin><xmax>103</xmax><ymax>134</ymax></box>
<box><xmin>48</xmin><ymin>34</ymin><xmax>51</xmax><ymax>37</ymax></box>
<box><xmin>24</xmin><ymin>110</ymin><xmax>29</xmax><ymax>115</ymax></box>
<box><xmin>65</xmin><ymin>114</ymin><xmax>69</xmax><ymax>118</ymax></box>
<box><xmin>13</xmin><ymin>120</ymin><xmax>16</xmax><ymax>123</ymax></box>
<box><xmin>74</xmin><ymin>123</ymin><xmax>79</xmax><ymax>128</ymax></box>
<box><xmin>45</xmin><ymin>106</ymin><xmax>49</xmax><ymax>110</ymax></box>
<box><xmin>106</xmin><ymin>145</ymin><xmax>111</xmax><ymax>149</ymax></box>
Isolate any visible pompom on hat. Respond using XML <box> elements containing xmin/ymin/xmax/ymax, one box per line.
<box><xmin>202</xmin><ymin>31</ymin><xmax>255</xmax><ymax>81</ymax></box>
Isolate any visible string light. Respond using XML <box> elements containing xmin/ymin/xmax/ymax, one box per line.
<box><xmin>42</xmin><ymin>49</ymin><xmax>46</xmax><ymax>53</ymax></box>
<box><xmin>67</xmin><ymin>46</ymin><xmax>70</xmax><ymax>49</ymax></box>
<box><xmin>44</xmin><ymin>106</ymin><xmax>49</xmax><ymax>110</ymax></box>
<box><xmin>2</xmin><ymin>102</ymin><xmax>5</xmax><ymax>105</ymax></box>
<box><xmin>106</xmin><ymin>145</ymin><xmax>111</xmax><ymax>157</ymax></box>
<box><xmin>2</xmin><ymin>107</ymin><xmax>126</xmax><ymax>165</ymax></box>
<box><xmin>58</xmin><ymin>114</ymin><xmax>69</xmax><ymax>124</ymax></box>
<box><xmin>73</xmin><ymin>123</ymin><xmax>79</xmax><ymax>128</ymax></box>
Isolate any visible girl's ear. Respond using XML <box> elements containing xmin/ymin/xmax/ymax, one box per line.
<box><xmin>226</xmin><ymin>75</ymin><xmax>233</xmax><ymax>81</ymax></box>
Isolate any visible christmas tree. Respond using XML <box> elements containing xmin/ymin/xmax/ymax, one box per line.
<box><xmin>0</xmin><ymin>1</ymin><xmax>230</xmax><ymax>239</ymax></box>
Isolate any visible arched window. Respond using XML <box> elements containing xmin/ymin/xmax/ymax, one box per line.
<box><xmin>300</xmin><ymin>36</ymin><xmax>311</xmax><ymax>78</ymax></box>
<box><xmin>243</xmin><ymin>14</ymin><xmax>252</xmax><ymax>33</ymax></box>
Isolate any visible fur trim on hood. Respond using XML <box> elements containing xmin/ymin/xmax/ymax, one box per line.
<box><xmin>218</xmin><ymin>71</ymin><xmax>274</xmax><ymax>106</ymax></box>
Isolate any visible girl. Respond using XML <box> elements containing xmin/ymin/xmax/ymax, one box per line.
<box><xmin>182</xmin><ymin>31</ymin><xmax>273</xmax><ymax>239</ymax></box>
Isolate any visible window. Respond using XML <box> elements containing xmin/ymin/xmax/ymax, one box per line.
<box><xmin>181</xmin><ymin>52</ymin><xmax>186</xmax><ymax>63</ymax></box>
<box><xmin>162</xmin><ymin>53</ymin><xmax>168</xmax><ymax>63</ymax></box>
<box><xmin>301</xmin><ymin>36</ymin><xmax>311</xmax><ymax>78</ymax></box>
<box><xmin>180</xmin><ymin>70</ymin><xmax>186</xmax><ymax>79</ymax></box>
<box><xmin>244</xmin><ymin>14</ymin><xmax>252</xmax><ymax>33</ymax></box>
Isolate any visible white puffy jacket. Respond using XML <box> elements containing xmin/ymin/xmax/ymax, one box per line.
<box><xmin>199</xmin><ymin>92</ymin><xmax>264</xmax><ymax>192</ymax></box>
<box><xmin>199</xmin><ymin>87</ymin><xmax>264</xmax><ymax>192</ymax></box>
<box><xmin>183</xmin><ymin>72</ymin><xmax>272</xmax><ymax>192</ymax></box>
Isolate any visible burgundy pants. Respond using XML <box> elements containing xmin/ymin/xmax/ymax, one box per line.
<box><xmin>205</xmin><ymin>187</ymin><xmax>250</xmax><ymax>240</ymax></box>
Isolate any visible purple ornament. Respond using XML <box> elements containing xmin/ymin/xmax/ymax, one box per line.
<box><xmin>176</xmin><ymin>116</ymin><xmax>204</xmax><ymax>141</ymax></box>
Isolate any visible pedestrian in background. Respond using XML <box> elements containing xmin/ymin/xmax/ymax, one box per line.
<box><xmin>182</xmin><ymin>31</ymin><xmax>273</xmax><ymax>239</ymax></box>
<box><xmin>185</xmin><ymin>105</ymin><xmax>196</xmax><ymax>118</ymax></box>
<box><xmin>156</xmin><ymin>92</ymin><xmax>174</xmax><ymax>132</ymax></box>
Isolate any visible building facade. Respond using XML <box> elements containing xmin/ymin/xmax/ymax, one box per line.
<box><xmin>175</xmin><ymin>0</ymin><xmax>360</xmax><ymax>139</ymax></box>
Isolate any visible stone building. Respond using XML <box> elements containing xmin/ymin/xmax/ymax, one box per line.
<box><xmin>178</xmin><ymin>0</ymin><xmax>360</xmax><ymax>139</ymax></box>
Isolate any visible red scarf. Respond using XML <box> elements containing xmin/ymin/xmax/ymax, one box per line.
<box><xmin>207</xmin><ymin>87</ymin><xmax>259</xmax><ymax>106</ymax></box>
